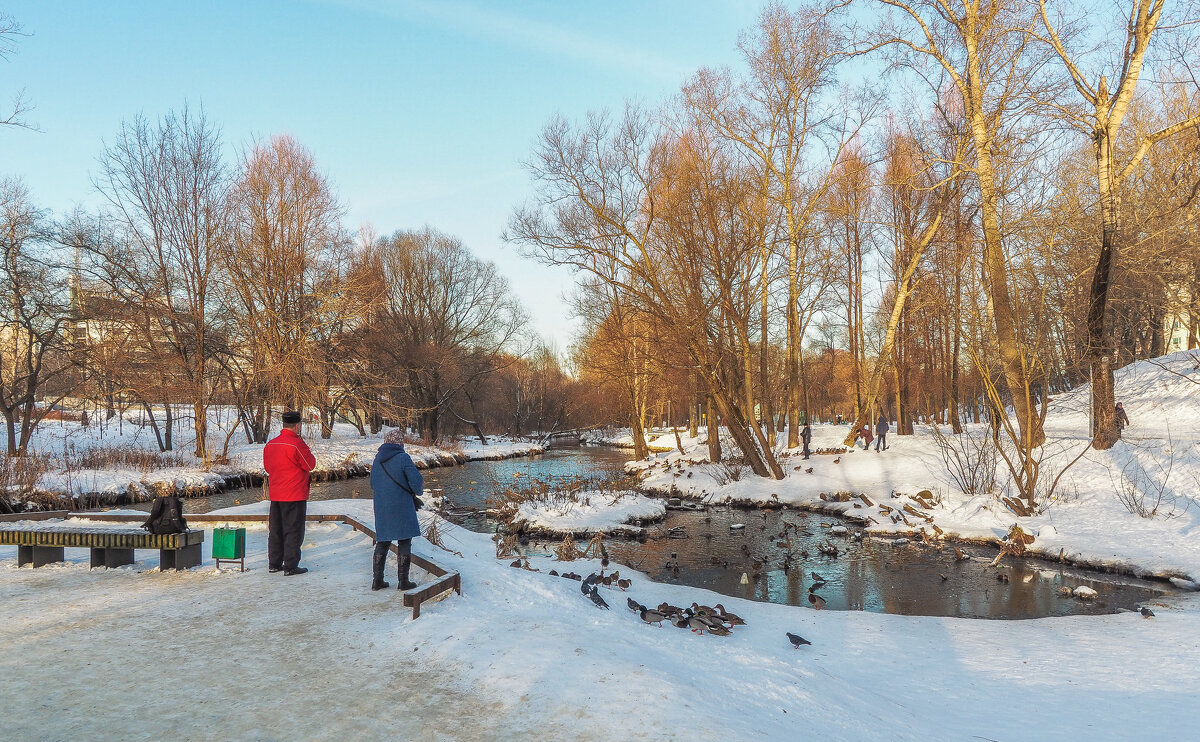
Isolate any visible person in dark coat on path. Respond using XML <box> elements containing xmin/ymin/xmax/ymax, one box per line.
<box><xmin>874</xmin><ymin>415</ymin><xmax>889</xmax><ymax>451</ymax></box>
<box><xmin>263</xmin><ymin>411</ymin><xmax>316</xmax><ymax>575</ymax></box>
<box><xmin>1115</xmin><ymin>402</ymin><xmax>1130</xmax><ymax>436</ymax></box>
<box><xmin>370</xmin><ymin>428</ymin><xmax>424</xmax><ymax>591</ymax></box>
<box><xmin>800</xmin><ymin>423</ymin><xmax>812</xmax><ymax>459</ymax></box>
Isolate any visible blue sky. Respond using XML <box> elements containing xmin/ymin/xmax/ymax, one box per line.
<box><xmin>1</xmin><ymin>0</ymin><xmax>761</xmax><ymax>348</ymax></box>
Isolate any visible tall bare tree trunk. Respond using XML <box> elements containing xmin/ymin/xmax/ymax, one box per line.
<box><xmin>706</xmin><ymin>396</ymin><xmax>721</xmax><ymax>462</ymax></box>
<box><xmin>787</xmin><ymin>234</ymin><xmax>801</xmax><ymax>448</ymax></box>
<box><xmin>970</xmin><ymin>105</ymin><xmax>1045</xmax><ymax>448</ymax></box>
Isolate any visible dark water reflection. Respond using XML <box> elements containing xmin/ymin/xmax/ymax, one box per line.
<box><xmin>140</xmin><ymin>446</ymin><xmax>1169</xmax><ymax>619</ymax></box>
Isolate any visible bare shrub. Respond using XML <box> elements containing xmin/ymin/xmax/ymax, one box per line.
<box><xmin>40</xmin><ymin>408</ymin><xmax>86</xmax><ymax>423</ymax></box>
<box><xmin>0</xmin><ymin>453</ymin><xmax>52</xmax><ymax>513</ymax></box>
<box><xmin>554</xmin><ymin>534</ymin><xmax>580</xmax><ymax>561</ymax></box>
<box><xmin>704</xmin><ymin>459</ymin><xmax>750</xmax><ymax>486</ymax></box>
<box><xmin>60</xmin><ymin>443</ymin><xmax>191</xmax><ymax>472</ymax></box>
<box><xmin>929</xmin><ymin>424</ymin><xmax>998</xmax><ymax>496</ymax></box>
<box><xmin>1109</xmin><ymin>447</ymin><xmax>1191</xmax><ymax>519</ymax></box>
<box><xmin>424</xmin><ymin>516</ymin><xmax>463</xmax><ymax>558</ymax></box>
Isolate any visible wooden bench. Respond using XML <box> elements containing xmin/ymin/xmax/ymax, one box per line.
<box><xmin>0</xmin><ymin>523</ymin><xmax>205</xmax><ymax>570</ymax></box>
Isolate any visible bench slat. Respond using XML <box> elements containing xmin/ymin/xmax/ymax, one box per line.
<box><xmin>0</xmin><ymin>527</ymin><xmax>204</xmax><ymax>550</ymax></box>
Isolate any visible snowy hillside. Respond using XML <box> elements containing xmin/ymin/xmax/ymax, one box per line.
<box><xmin>1048</xmin><ymin>350</ymin><xmax>1200</xmax><ymax>436</ymax></box>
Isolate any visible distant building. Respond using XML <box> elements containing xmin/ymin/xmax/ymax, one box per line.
<box><xmin>1164</xmin><ymin>283</ymin><xmax>1195</xmax><ymax>352</ymax></box>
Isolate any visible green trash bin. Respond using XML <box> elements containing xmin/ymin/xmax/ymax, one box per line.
<box><xmin>212</xmin><ymin>527</ymin><xmax>246</xmax><ymax>571</ymax></box>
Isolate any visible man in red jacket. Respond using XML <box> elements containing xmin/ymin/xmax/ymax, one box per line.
<box><xmin>263</xmin><ymin>411</ymin><xmax>316</xmax><ymax>575</ymax></box>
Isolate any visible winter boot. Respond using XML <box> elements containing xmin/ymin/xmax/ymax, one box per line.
<box><xmin>371</xmin><ymin>544</ymin><xmax>389</xmax><ymax>591</ymax></box>
<box><xmin>397</xmin><ymin>554</ymin><xmax>418</xmax><ymax>591</ymax></box>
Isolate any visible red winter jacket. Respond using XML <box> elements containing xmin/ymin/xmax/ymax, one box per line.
<box><xmin>263</xmin><ymin>429</ymin><xmax>316</xmax><ymax>502</ymax></box>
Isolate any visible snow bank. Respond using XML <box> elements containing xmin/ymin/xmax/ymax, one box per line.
<box><xmin>627</xmin><ymin>352</ymin><xmax>1200</xmax><ymax>581</ymax></box>
<box><xmin>1047</xmin><ymin>350</ymin><xmax>1200</xmax><ymax>436</ymax></box>
<box><xmin>22</xmin><ymin>415</ymin><xmax>543</xmax><ymax>505</ymax></box>
<box><xmin>582</xmin><ymin>427</ymin><xmax>681</xmax><ymax>451</ymax></box>
<box><xmin>510</xmin><ymin>490</ymin><xmax>666</xmax><ymax>535</ymax></box>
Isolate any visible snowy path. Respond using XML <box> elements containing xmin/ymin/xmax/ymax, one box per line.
<box><xmin>0</xmin><ymin>524</ymin><xmax>567</xmax><ymax>741</ymax></box>
<box><xmin>4</xmin><ymin>506</ymin><xmax>1199</xmax><ymax>740</ymax></box>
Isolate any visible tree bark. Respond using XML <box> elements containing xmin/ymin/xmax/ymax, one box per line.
<box><xmin>706</xmin><ymin>396</ymin><xmax>721</xmax><ymax>463</ymax></box>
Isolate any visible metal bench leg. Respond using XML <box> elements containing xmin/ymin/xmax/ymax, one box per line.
<box><xmin>105</xmin><ymin>548</ymin><xmax>135</xmax><ymax>568</ymax></box>
<box><xmin>31</xmin><ymin>546</ymin><xmax>64</xmax><ymax>567</ymax></box>
<box><xmin>162</xmin><ymin>543</ymin><xmax>201</xmax><ymax>571</ymax></box>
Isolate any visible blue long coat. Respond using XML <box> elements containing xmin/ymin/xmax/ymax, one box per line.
<box><xmin>370</xmin><ymin>443</ymin><xmax>423</xmax><ymax>542</ymax></box>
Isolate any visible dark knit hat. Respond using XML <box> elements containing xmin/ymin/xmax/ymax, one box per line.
<box><xmin>281</xmin><ymin>411</ymin><xmax>302</xmax><ymax>425</ymax></box>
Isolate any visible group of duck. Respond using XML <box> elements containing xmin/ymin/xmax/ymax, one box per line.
<box><xmin>569</xmin><ymin>567</ymin><xmax>815</xmax><ymax>649</ymax></box>
<box><xmin>626</xmin><ymin>596</ymin><xmax>746</xmax><ymax>637</ymax></box>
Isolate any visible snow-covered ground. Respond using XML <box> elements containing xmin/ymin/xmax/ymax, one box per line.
<box><xmin>21</xmin><ymin>410</ymin><xmax>543</xmax><ymax>505</ymax></box>
<box><xmin>510</xmin><ymin>490</ymin><xmax>666</xmax><ymax>535</ymax></box>
<box><xmin>2</xmin><ymin>499</ymin><xmax>1196</xmax><ymax>740</ymax></box>
<box><xmin>582</xmin><ymin>427</ymin><xmax>681</xmax><ymax>451</ymax></box>
<box><xmin>630</xmin><ymin>351</ymin><xmax>1200</xmax><ymax>582</ymax></box>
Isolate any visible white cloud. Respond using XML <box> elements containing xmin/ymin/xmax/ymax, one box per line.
<box><xmin>326</xmin><ymin>0</ymin><xmax>693</xmax><ymax>84</ymax></box>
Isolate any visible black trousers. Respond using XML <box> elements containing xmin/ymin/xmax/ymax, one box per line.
<box><xmin>875</xmin><ymin>433</ymin><xmax>887</xmax><ymax>451</ymax></box>
<box><xmin>269</xmin><ymin>500</ymin><xmax>307</xmax><ymax>571</ymax></box>
<box><xmin>373</xmin><ymin>538</ymin><xmax>412</xmax><ymax>560</ymax></box>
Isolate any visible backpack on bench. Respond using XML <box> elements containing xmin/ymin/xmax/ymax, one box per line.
<box><xmin>141</xmin><ymin>494</ymin><xmax>189</xmax><ymax>535</ymax></box>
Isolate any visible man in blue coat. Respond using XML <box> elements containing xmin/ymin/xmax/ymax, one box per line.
<box><xmin>370</xmin><ymin>428</ymin><xmax>424</xmax><ymax>590</ymax></box>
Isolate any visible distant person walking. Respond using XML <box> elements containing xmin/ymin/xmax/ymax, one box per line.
<box><xmin>875</xmin><ymin>415</ymin><xmax>889</xmax><ymax>451</ymax></box>
<box><xmin>370</xmin><ymin>428</ymin><xmax>424</xmax><ymax>591</ymax></box>
<box><xmin>800</xmin><ymin>423</ymin><xmax>812</xmax><ymax>459</ymax></box>
<box><xmin>263</xmin><ymin>411</ymin><xmax>316</xmax><ymax>576</ymax></box>
<box><xmin>1115</xmin><ymin>402</ymin><xmax>1130</xmax><ymax>437</ymax></box>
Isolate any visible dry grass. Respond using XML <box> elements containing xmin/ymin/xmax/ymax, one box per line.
<box><xmin>554</xmin><ymin>534</ymin><xmax>581</xmax><ymax>561</ymax></box>
<box><xmin>0</xmin><ymin>453</ymin><xmax>54</xmax><ymax>513</ymax></box>
<box><xmin>424</xmin><ymin>516</ymin><xmax>463</xmax><ymax>558</ymax></box>
<box><xmin>59</xmin><ymin>443</ymin><xmax>192</xmax><ymax>473</ymax></box>
<box><xmin>40</xmin><ymin>408</ymin><xmax>87</xmax><ymax>423</ymax></box>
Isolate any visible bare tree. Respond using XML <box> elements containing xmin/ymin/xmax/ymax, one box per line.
<box><xmin>511</xmin><ymin>108</ymin><xmax>787</xmax><ymax>478</ymax></box>
<box><xmin>0</xmin><ymin>13</ymin><xmax>33</xmax><ymax>130</ymax></box>
<box><xmin>0</xmin><ymin>178</ymin><xmax>73</xmax><ymax>454</ymax></box>
<box><xmin>223</xmin><ymin>134</ymin><xmax>346</xmax><ymax>439</ymax></box>
<box><xmin>91</xmin><ymin>107</ymin><xmax>229</xmax><ymax>459</ymax></box>
<box><xmin>365</xmin><ymin>227</ymin><xmax>526</xmax><ymax>442</ymax></box>
<box><xmin>685</xmin><ymin>2</ymin><xmax>872</xmax><ymax>448</ymax></box>
<box><xmin>866</xmin><ymin>0</ymin><xmax>1055</xmax><ymax>449</ymax></box>
<box><xmin>1037</xmin><ymin>0</ymin><xmax>1200</xmax><ymax>448</ymax></box>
